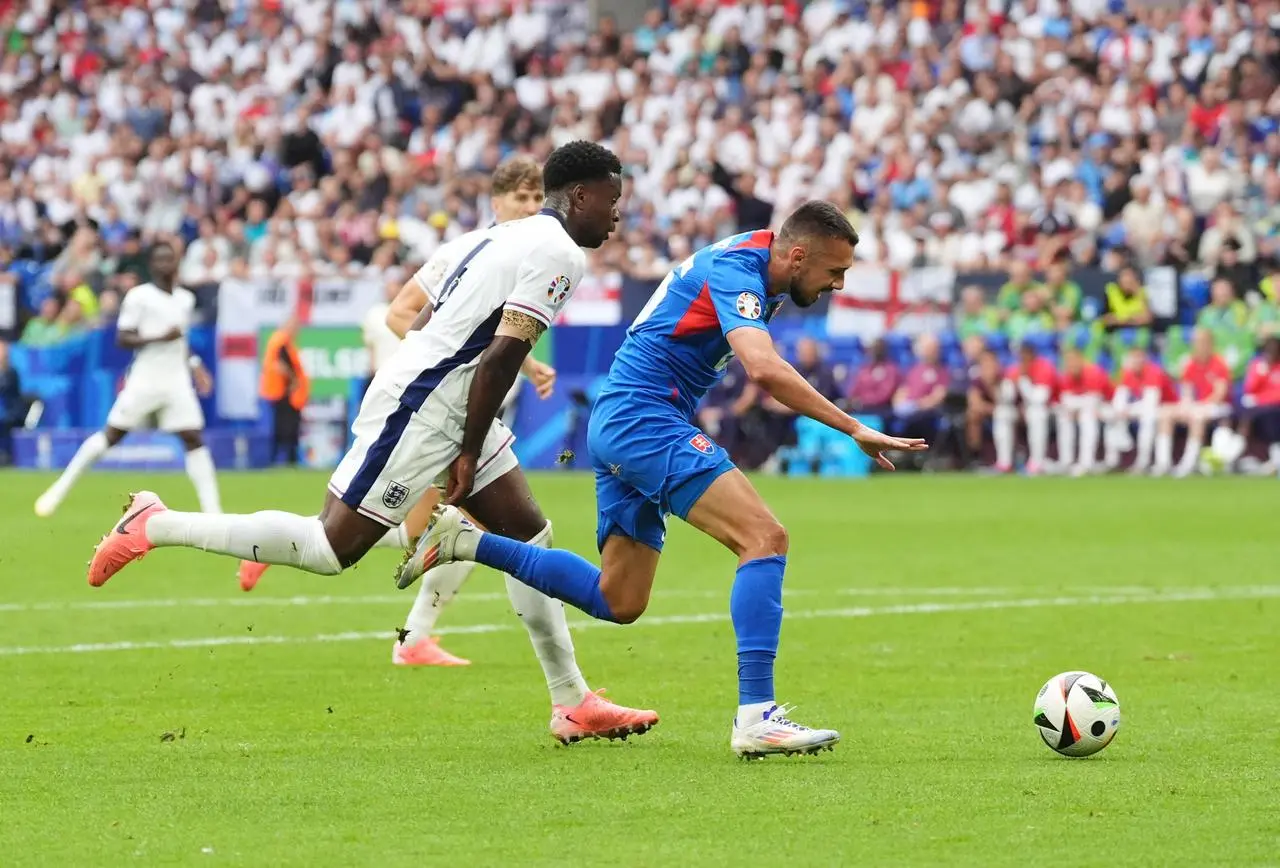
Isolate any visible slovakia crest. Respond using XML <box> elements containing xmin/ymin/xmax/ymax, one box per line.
<box><xmin>736</xmin><ymin>292</ymin><xmax>762</xmax><ymax>320</ymax></box>
<box><xmin>547</xmin><ymin>275</ymin><xmax>572</xmax><ymax>305</ymax></box>
<box><xmin>689</xmin><ymin>433</ymin><xmax>715</xmax><ymax>454</ymax></box>
<box><xmin>382</xmin><ymin>481</ymin><xmax>410</xmax><ymax>510</ymax></box>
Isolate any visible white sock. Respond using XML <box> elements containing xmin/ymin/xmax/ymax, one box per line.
<box><xmin>1135</xmin><ymin>413</ymin><xmax>1157</xmax><ymax>469</ymax></box>
<box><xmin>1175</xmin><ymin>436</ymin><xmax>1201</xmax><ymax>474</ymax></box>
<box><xmin>1026</xmin><ymin>404</ymin><xmax>1048</xmax><ymax>467</ymax></box>
<box><xmin>401</xmin><ymin>561</ymin><xmax>476</xmax><ymax>644</ymax></box>
<box><xmin>736</xmin><ymin>700</ymin><xmax>775</xmax><ymax>725</ymax></box>
<box><xmin>501</xmin><ymin>522</ymin><xmax>590</xmax><ymax>707</ymax></box>
<box><xmin>993</xmin><ymin>405</ymin><xmax>1016</xmax><ymax>467</ymax></box>
<box><xmin>183</xmin><ymin>446</ymin><xmax>222</xmax><ymax>513</ymax></box>
<box><xmin>1270</xmin><ymin>443</ymin><xmax>1280</xmax><ymax>469</ymax></box>
<box><xmin>146</xmin><ymin>511</ymin><xmax>342</xmax><ymax>575</ymax></box>
<box><xmin>373</xmin><ymin>524</ymin><xmax>410</xmax><ymax>549</ymax></box>
<box><xmin>1055</xmin><ymin>410</ymin><xmax>1076</xmax><ymax>468</ymax></box>
<box><xmin>1078</xmin><ymin>406</ymin><xmax>1099</xmax><ymax>471</ymax></box>
<box><xmin>41</xmin><ymin>430</ymin><xmax>109</xmax><ymax>506</ymax></box>
<box><xmin>1154</xmin><ymin>432</ymin><xmax>1173</xmax><ymax>472</ymax></box>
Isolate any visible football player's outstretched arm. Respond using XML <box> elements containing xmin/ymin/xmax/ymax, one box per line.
<box><xmin>445</xmin><ymin>310</ymin><xmax>544</xmax><ymax>503</ymax></box>
<box><xmin>388</xmin><ymin>279</ymin><xmax>430</xmax><ymax>338</ymax></box>
<box><xmin>726</xmin><ymin>326</ymin><xmax>927</xmax><ymax>470</ymax></box>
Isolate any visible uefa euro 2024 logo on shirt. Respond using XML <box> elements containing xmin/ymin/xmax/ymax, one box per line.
<box><xmin>736</xmin><ymin>292</ymin><xmax>761</xmax><ymax>320</ymax></box>
<box><xmin>547</xmin><ymin>275</ymin><xmax>572</xmax><ymax>305</ymax></box>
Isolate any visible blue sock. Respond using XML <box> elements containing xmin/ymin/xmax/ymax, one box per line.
<box><xmin>731</xmin><ymin>555</ymin><xmax>786</xmax><ymax>706</ymax></box>
<box><xmin>474</xmin><ymin>533</ymin><xmax>617</xmax><ymax>622</ymax></box>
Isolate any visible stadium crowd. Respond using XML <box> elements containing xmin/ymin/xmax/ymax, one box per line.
<box><xmin>0</xmin><ymin>0</ymin><xmax>1278</xmax><ymax>472</ymax></box>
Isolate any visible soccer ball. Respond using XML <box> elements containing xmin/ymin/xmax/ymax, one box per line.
<box><xmin>1033</xmin><ymin>671</ymin><xmax>1120</xmax><ymax>757</ymax></box>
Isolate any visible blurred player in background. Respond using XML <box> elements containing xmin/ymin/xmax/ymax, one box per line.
<box><xmin>34</xmin><ymin>242</ymin><xmax>221</xmax><ymax>517</ymax></box>
<box><xmin>90</xmin><ymin>143</ymin><xmax>659</xmax><ymax>744</ymax></box>
<box><xmin>1152</xmin><ymin>328</ymin><xmax>1231</xmax><ymax>477</ymax></box>
<box><xmin>993</xmin><ymin>342</ymin><xmax>1056</xmax><ymax>474</ymax></box>
<box><xmin>401</xmin><ymin>202</ymin><xmax>927</xmax><ymax>757</ymax></box>
<box><xmin>1055</xmin><ymin>345</ymin><xmax>1113</xmax><ymax>476</ymax></box>
<box><xmin>1107</xmin><ymin>346</ymin><xmax>1177</xmax><ymax>472</ymax></box>
<box><xmin>241</xmin><ymin>157</ymin><xmax>557</xmax><ymax>672</ymax></box>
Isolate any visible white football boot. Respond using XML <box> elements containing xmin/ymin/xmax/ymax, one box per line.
<box><xmin>396</xmin><ymin>505</ymin><xmax>475</xmax><ymax>590</ymax></box>
<box><xmin>731</xmin><ymin>704</ymin><xmax>841</xmax><ymax>759</ymax></box>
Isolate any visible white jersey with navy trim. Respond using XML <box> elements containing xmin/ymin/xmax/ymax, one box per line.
<box><xmin>331</xmin><ymin>210</ymin><xmax>584</xmax><ymax>524</ymax></box>
<box><xmin>373</xmin><ymin>210</ymin><xmax>584</xmax><ymax>419</ymax></box>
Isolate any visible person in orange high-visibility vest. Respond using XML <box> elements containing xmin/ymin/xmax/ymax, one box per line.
<box><xmin>260</xmin><ymin>316</ymin><xmax>310</xmax><ymax>465</ymax></box>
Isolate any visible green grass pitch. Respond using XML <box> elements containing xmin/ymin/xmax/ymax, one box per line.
<box><xmin>2</xmin><ymin>470</ymin><xmax>1278</xmax><ymax>865</ymax></box>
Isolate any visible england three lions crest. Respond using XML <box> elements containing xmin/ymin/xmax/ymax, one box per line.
<box><xmin>383</xmin><ymin>481</ymin><xmax>410</xmax><ymax>509</ymax></box>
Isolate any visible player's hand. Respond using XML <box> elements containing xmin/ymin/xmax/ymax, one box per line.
<box><xmin>193</xmin><ymin>365</ymin><xmax>214</xmax><ymax>396</ymax></box>
<box><xmin>526</xmin><ymin>360</ymin><xmax>556</xmax><ymax>399</ymax></box>
<box><xmin>444</xmin><ymin>452</ymin><xmax>477</xmax><ymax>506</ymax></box>
<box><xmin>852</xmin><ymin>426</ymin><xmax>928</xmax><ymax>471</ymax></box>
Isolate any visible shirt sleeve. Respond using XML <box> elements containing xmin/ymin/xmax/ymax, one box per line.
<box><xmin>413</xmin><ymin>249</ymin><xmax>451</xmax><ymax>304</ymax></box>
<box><xmin>706</xmin><ymin>250</ymin><xmax>769</xmax><ymax>337</ymax></box>
<box><xmin>503</xmin><ymin>243</ymin><xmax>584</xmax><ymax>328</ymax></box>
<box><xmin>116</xmin><ymin>288</ymin><xmax>144</xmax><ymax>332</ymax></box>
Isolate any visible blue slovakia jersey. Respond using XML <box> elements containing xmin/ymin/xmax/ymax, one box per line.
<box><xmin>600</xmin><ymin>230</ymin><xmax>785</xmax><ymax>419</ymax></box>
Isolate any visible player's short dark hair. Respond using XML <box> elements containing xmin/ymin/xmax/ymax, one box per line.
<box><xmin>778</xmin><ymin>201</ymin><xmax>859</xmax><ymax>247</ymax></box>
<box><xmin>542</xmin><ymin>141</ymin><xmax>622</xmax><ymax>193</ymax></box>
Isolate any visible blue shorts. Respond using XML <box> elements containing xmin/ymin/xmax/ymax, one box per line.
<box><xmin>588</xmin><ymin>392</ymin><xmax>736</xmax><ymax>553</ymax></box>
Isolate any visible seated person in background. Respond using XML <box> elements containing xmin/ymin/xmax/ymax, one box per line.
<box><xmin>892</xmin><ymin>332</ymin><xmax>949</xmax><ymax>442</ymax></box>
<box><xmin>55</xmin><ymin>298</ymin><xmax>89</xmax><ymax>337</ymax></box>
<box><xmin>1107</xmin><ymin>346</ymin><xmax>1178</xmax><ymax>472</ymax></box>
<box><xmin>1044</xmin><ymin>258</ymin><xmax>1084</xmax><ymax>330</ymax></box>
<box><xmin>1153</xmin><ymin>327</ymin><xmax>1232</xmax><ymax>477</ymax></box>
<box><xmin>995</xmin><ymin>260</ymin><xmax>1042</xmax><ymax>323</ymax></box>
<box><xmin>1213</xmin><ymin>238</ymin><xmax>1257</xmax><ymax>300</ymax></box>
<box><xmin>993</xmin><ymin>341</ymin><xmax>1058</xmax><ymax>474</ymax></box>
<box><xmin>1004</xmin><ymin>285</ymin><xmax>1055</xmax><ymax>344</ymax></box>
<box><xmin>954</xmin><ymin>285</ymin><xmax>1000</xmax><ymax>339</ymax></box>
<box><xmin>1214</xmin><ymin>336</ymin><xmax>1280</xmax><ymax>472</ymax></box>
<box><xmin>57</xmin><ymin>270</ymin><xmax>100</xmax><ymax>324</ymax></box>
<box><xmin>1056</xmin><ymin>345</ymin><xmax>1114</xmax><ymax>476</ymax></box>
<box><xmin>791</xmin><ymin>336</ymin><xmax>841</xmax><ymax>405</ymax></box>
<box><xmin>1100</xmin><ymin>265</ymin><xmax>1153</xmax><ymax>333</ymax></box>
<box><xmin>696</xmin><ymin>359</ymin><xmax>752</xmax><ymax>466</ymax></box>
<box><xmin>1196</xmin><ymin>276</ymin><xmax>1250</xmax><ymax>338</ymax></box>
<box><xmin>20</xmin><ymin>297</ymin><xmax>67</xmax><ymax>346</ymax></box>
<box><xmin>847</xmin><ymin>336</ymin><xmax>901</xmax><ymax>419</ymax></box>
<box><xmin>1250</xmin><ymin>262</ymin><xmax>1280</xmax><ymax>340</ymax></box>
<box><xmin>0</xmin><ymin>339</ymin><xmax>25</xmax><ymax>464</ymax></box>
<box><xmin>965</xmin><ymin>347</ymin><xmax>1003</xmax><ymax>467</ymax></box>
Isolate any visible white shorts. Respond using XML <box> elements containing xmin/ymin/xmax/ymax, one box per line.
<box><xmin>327</xmin><ymin>385</ymin><xmax>518</xmax><ymax>527</ymax></box>
<box><xmin>106</xmin><ymin>377</ymin><xmax>205</xmax><ymax>432</ymax></box>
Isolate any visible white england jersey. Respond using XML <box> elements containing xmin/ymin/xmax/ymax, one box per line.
<box><xmin>115</xmin><ymin>282</ymin><xmax>197</xmax><ymax>386</ymax></box>
<box><xmin>372</xmin><ymin>210</ymin><xmax>585</xmax><ymax>425</ymax></box>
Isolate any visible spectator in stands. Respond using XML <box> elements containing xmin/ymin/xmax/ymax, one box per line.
<box><xmin>1199</xmin><ymin>203</ymin><xmax>1258</xmax><ymax>270</ymax></box>
<box><xmin>847</xmin><ymin>337</ymin><xmax>900</xmax><ymax>421</ymax></box>
<box><xmin>0</xmin><ymin>339</ymin><xmax>24</xmax><ymax>465</ymax></box>
<box><xmin>259</xmin><ymin>316</ymin><xmax>310</xmax><ymax>467</ymax></box>
<box><xmin>1153</xmin><ymin>328</ymin><xmax>1232</xmax><ymax>477</ymax></box>
<box><xmin>954</xmin><ymin>285</ymin><xmax>999</xmax><ymax>340</ymax></box>
<box><xmin>1213</xmin><ymin>238</ymin><xmax>1258</xmax><ymax>300</ymax></box>
<box><xmin>995</xmin><ymin>260</ymin><xmax>1040</xmax><ymax>322</ymax></box>
<box><xmin>1121</xmin><ymin>177</ymin><xmax>1164</xmax><ymax>268</ymax></box>
<box><xmin>994</xmin><ymin>342</ymin><xmax>1057</xmax><ymax>475</ymax></box>
<box><xmin>20</xmin><ymin>298</ymin><xmax>67</xmax><ymax>347</ymax></box>
<box><xmin>1251</xmin><ymin>262</ymin><xmax>1280</xmax><ymax>341</ymax></box>
<box><xmin>1100</xmin><ymin>265</ymin><xmax>1153</xmax><ymax>333</ymax></box>
<box><xmin>1056</xmin><ymin>346</ymin><xmax>1113</xmax><ymax>477</ymax></box>
<box><xmin>1043</xmin><ymin>259</ymin><xmax>1084</xmax><ymax>331</ymax></box>
<box><xmin>57</xmin><ymin>271</ymin><xmax>99</xmax><ymax>325</ymax></box>
<box><xmin>1197</xmin><ymin>277</ymin><xmax>1250</xmax><ymax>340</ymax></box>
<box><xmin>892</xmin><ymin>333</ymin><xmax>948</xmax><ymax>444</ymax></box>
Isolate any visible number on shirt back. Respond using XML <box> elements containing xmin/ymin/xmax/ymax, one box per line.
<box><xmin>434</xmin><ymin>238</ymin><xmax>492</xmax><ymax>311</ymax></box>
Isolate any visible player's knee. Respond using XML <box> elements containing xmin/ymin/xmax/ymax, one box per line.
<box><xmin>608</xmin><ymin>598</ymin><xmax>647</xmax><ymax>624</ymax></box>
<box><xmin>742</xmin><ymin>518</ymin><xmax>788</xmax><ymax>559</ymax></box>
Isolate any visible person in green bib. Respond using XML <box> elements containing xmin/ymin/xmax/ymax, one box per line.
<box><xmin>995</xmin><ymin>260</ymin><xmax>1043</xmax><ymax>322</ymax></box>
<box><xmin>1197</xmin><ymin>276</ymin><xmax>1250</xmax><ymax>337</ymax></box>
<box><xmin>1044</xmin><ymin>258</ymin><xmax>1084</xmax><ymax>329</ymax></box>
<box><xmin>1252</xmin><ymin>264</ymin><xmax>1280</xmax><ymax>341</ymax></box>
<box><xmin>954</xmin><ymin>285</ymin><xmax>1001</xmax><ymax>340</ymax></box>
<box><xmin>1005</xmin><ymin>285</ymin><xmax>1056</xmax><ymax>344</ymax></box>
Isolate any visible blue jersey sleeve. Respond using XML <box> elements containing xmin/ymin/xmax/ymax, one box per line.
<box><xmin>706</xmin><ymin>251</ymin><xmax>769</xmax><ymax>337</ymax></box>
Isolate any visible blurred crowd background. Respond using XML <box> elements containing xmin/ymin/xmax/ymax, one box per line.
<box><xmin>1</xmin><ymin>0</ymin><xmax>1278</xmax><ymax>474</ymax></box>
